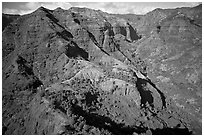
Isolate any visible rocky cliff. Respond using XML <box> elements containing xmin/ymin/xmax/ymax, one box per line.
<box><xmin>2</xmin><ymin>4</ymin><xmax>202</xmax><ymax>135</ymax></box>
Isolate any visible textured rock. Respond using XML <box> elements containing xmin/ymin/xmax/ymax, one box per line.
<box><xmin>2</xmin><ymin>4</ymin><xmax>202</xmax><ymax>135</ymax></box>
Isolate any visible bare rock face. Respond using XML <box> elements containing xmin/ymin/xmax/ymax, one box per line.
<box><xmin>2</xmin><ymin>4</ymin><xmax>202</xmax><ymax>135</ymax></box>
<box><xmin>125</xmin><ymin>23</ymin><xmax>132</xmax><ymax>42</ymax></box>
<box><xmin>103</xmin><ymin>28</ymin><xmax>115</xmax><ymax>52</ymax></box>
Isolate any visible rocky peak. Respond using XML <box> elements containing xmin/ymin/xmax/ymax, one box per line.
<box><xmin>32</xmin><ymin>6</ymin><xmax>53</xmax><ymax>15</ymax></box>
<box><xmin>2</xmin><ymin>4</ymin><xmax>202</xmax><ymax>135</ymax></box>
<box><xmin>35</xmin><ymin>6</ymin><xmax>48</xmax><ymax>12</ymax></box>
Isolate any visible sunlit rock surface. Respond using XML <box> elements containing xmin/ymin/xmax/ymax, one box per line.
<box><xmin>2</xmin><ymin>4</ymin><xmax>202</xmax><ymax>135</ymax></box>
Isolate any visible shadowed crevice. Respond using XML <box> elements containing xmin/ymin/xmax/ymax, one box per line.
<box><xmin>136</xmin><ymin>77</ymin><xmax>154</xmax><ymax>108</ymax></box>
<box><xmin>16</xmin><ymin>55</ymin><xmax>43</xmax><ymax>90</ymax></box>
<box><xmin>133</xmin><ymin>72</ymin><xmax>166</xmax><ymax>109</ymax></box>
<box><xmin>129</xmin><ymin>24</ymin><xmax>140</xmax><ymax>41</ymax></box>
<box><xmin>64</xmin><ymin>41</ymin><xmax>89</xmax><ymax>60</ymax></box>
<box><xmin>146</xmin><ymin>77</ymin><xmax>166</xmax><ymax>109</ymax></box>
<box><xmin>151</xmin><ymin>127</ymin><xmax>192</xmax><ymax>135</ymax></box>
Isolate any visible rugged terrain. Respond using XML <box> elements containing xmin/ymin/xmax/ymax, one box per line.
<box><xmin>2</xmin><ymin>13</ymin><xmax>20</xmax><ymax>31</ymax></box>
<box><xmin>2</xmin><ymin>4</ymin><xmax>202</xmax><ymax>135</ymax></box>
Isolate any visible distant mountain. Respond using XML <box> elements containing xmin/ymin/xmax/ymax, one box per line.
<box><xmin>2</xmin><ymin>4</ymin><xmax>202</xmax><ymax>135</ymax></box>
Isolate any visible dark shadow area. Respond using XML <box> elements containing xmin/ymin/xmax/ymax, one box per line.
<box><xmin>73</xmin><ymin>18</ymin><xmax>80</xmax><ymax>25</ymax></box>
<box><xmin>125</xmin><ymin>39</ymin><xmax>132</xmax><ymax>43</ymax></box>
<box><xmin>146</xmin><ymin>77</ymin><xmax>166</xmax><ymax>109</ymax></box>
<box><xmin>64</xmin><ymin>41</ymin><xmax>88</xmax><ymax>60</ymax></box>
<box><xmin>120</xmin><ymin>26</ymin><xmax>127</xmax><ymax>37</ymax></box>
<box><xmin>133</xmin><ymin>72</ymin><xmax>166</xmax><ymax>109</ymax></box>
<box><xmin>16</xmin><ymin>56</ymin><xmax>34</xmax><ymax>77</ymax></box>
<box><xmin>56</xmin><ymin>30</ymin><xmax>73</xmax><ymax>41</ymax></box>
<box><xmin>46</xmin><ymin>13</ymin><xmax>59</xmax><ymax>23</ymax></box>
<box><xmin>61</xmin><ymin>30</ymin><xmax>73</xmax><ymax>39</ymax></box>
<box><xmin>151</xmin><ymin>127</ymin><xmax>193</xmax><ymax>135</ymax></box>
<box><xmin>65</xmin><ymin>125</ymin><xmax>75</xmax><ymax>131</ymax></box>
<box><xmin>157</xmin><ymin>25</ymin><xmax>161</xmax><ymax>33</ymax></box>
<box><xmin>129</xmin><ymin>24</ymin><xmax>140</xmax><ymax>41</ymax></box>
<box><xmin>16</xmin><ymin>56</ymin><xmax>43</xmax><ymax>90</ymax></box>
<box><xmin>26</xmin><ymin>77</ymin><xmax>43</xmax><ymax>90</ymax></box>
<box><xmin>2</xmin><ymin>126</ymin><xmax>8</xmax><ymax>135</ymax></box>
<box><xmin>53</xmin><ymin>100</ymin><xmax>67</xmax><ymax>114</ymax></box>
<box><xmin>108</xmin><ymin>28</ymin><xmax>115</xmax><ymax>36</ymax></box>
<box><xmin>16</xmin><ymin>55</ymin><xmax>27</xmax><ymax>64</ymax></box>
<box><xmin>71</xmin><ymin>12</ymin><xmax>84</xmax><ymax>25</ymax></box>
<box><xmin>72</xmin><ymin>104</ymin><xmax>147</xmax><ymax>135</ymax></box>
<box><xmin>136</xmin><ymin>77</ymin><xmax>154</xmax><ymax>108</ymax></box>
<box><xmin>84</xmin><ymin>92</ymin><xmax>99</xmax><ymax>107</ymax></box>
<box><xmin>2</xmin><ymin>14</ymin><xmax>20</xmax><ymax>31</ymax></box>
<box><xmin>71</xmin><ymin>12</ymin><xmax>76</xmax><ymax>18</ymax></box>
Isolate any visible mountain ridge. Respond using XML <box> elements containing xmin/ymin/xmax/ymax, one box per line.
<box><xmin>2</xmin><ymin>4</ymin><xmax>202</xmax><ymax>135</ymax></box>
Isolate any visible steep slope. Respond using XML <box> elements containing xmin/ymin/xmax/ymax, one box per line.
<box><xmin>118</xmin><ymin>4</ymin><xmax>202</xmax><ymax>36</ymax></box>
<box><xmin>131</xmin><ymin>4</ymin><xmax>202</xmax><ymax>134</ymax></box>
<box><xmin>2</xmin><ymin>13</ymin><xmax>20</xmax><ymax>31</ymax></box>
<box><xmin>2</xmin><ymin>5</ymin><xmax>202</xmax><ymax>135</ymax></box>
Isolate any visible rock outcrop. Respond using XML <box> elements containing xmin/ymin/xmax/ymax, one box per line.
<box><xmin>2</xmin><ymin>4</ymin><xmax>202</xmax><ymax>135</ymax></box>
